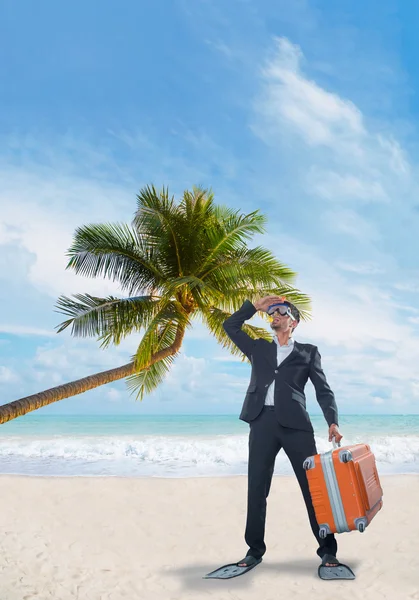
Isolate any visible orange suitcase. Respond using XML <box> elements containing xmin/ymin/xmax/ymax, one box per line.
<box><xmin>303</xmin><ymin>442</ymin><xmax>383</xmax><ymax>537</ymax></box>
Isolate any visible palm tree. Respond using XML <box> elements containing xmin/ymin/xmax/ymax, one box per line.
<box><xmin>0</xmin><ymin>185</ymin><xmax>311</xmax><ymax>424</ymax></box>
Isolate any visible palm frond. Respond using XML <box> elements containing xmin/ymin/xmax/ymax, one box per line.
<box><xmin>65</xmin><ymin>222</ymin><xmax>165</xmax><ymax>295</ymax></box>
<box><xmin>201</xmin><ymin>246</ymin><xmax>296</xmax><ymax>288</ymax></box>
<box><xmin>125</xmin><ymin>353</ymin><xmax>177</xmax><ymax>401</ymax></box>
<box><xmin>125</xmin><ymin>319</ymin><xmax>181</xmax><ymax>400</ymax></box>
<box><xmin>178</xmin><ymin>186</ymin><xmax>215</xmax><ymax>228</ymax></box>
<box><xmin>133</xmin><ymin>185</ymin><xmax>184</xmax><ymax>276</ymax></box>
<box><xmin>161</xmin><ymin>275</ymin><xmax>223</xmax><ymax>306</ymax></box>
<box><xmin>198</xmin><ymin>210</ymin><xmax>267</xmax><ymax>276</ymax></box>
<box><xmin>54</xmin><ymin>294</ymin><xmax>158</xmax><ymax>346</ymax></box>
<box><xmin>175</xmin><ymin>187</ymin><xmax>218</xmax><ymax>274</ymax></box>
<box><xmin>126</xmin><ymin>301</ymin><xmax>189</xmax><ymax>400</ymax></box>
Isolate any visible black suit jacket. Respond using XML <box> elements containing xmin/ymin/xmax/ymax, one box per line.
<box><xmin>223</xmin><ymin>300</ymin><xmax>339</xmax><ymax>432</ymax></box>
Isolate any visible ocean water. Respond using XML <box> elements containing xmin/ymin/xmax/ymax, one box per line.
<box><xmin>0</xmin><ymin>414</ymin><xmax>418</xmax><ymax>478</ymax></box>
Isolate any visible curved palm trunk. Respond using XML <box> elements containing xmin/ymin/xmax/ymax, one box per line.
<box><xmin>0</xmin><ymin>327</ymin><xmax>185</xmax><ymax>425</ymax></box>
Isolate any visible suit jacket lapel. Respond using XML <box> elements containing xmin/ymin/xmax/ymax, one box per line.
<box><xmin>268</xmin><ymin>340</ymin><xmax>302</xmax><ymax>370</ymax></box>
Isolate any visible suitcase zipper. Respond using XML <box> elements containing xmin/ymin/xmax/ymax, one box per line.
<box><xmin>320</xmin><ymin>451</ymin><xmax>350</xmax><ymax>534</ymax></box>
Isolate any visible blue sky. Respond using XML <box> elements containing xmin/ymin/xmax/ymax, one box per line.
<box><xmin>1</xmin><ymin>0</ymin><xmax>419</xmax><ymax>417</ymax></box>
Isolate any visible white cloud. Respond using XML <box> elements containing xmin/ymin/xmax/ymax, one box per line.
<box><xmin>0</xmin><ymin>325</ymin><xmax>56</xmax><ymax>337</ymax></box>
<box><xmin>308</xmin><ymin>170</ymin><xmax>388</xmax><ymax>202</ymax></box>
<box><xmin>212</xmin><ymin>355</ymin><xmax>244</xmax><ymax>362</ymax></box>
<box><xmin>257</xmin><ymin>37</ymin><xmax>365</xmax><ymax>150</ymax></box>
<box><xmin>321</xmin><ymin>208</ymin><xmax>381</xmax><ymax>241</ymax></box>
<box><xmin>394</xmin><ymin>281</ymin><xmax>419</xmax><ymax>293</ymax></box>
<box><xmin>260</xmin><ymin>232</ymin><xmax>413</xmax><ymax>351</ymax></box>
<box><xmin>0</xmin><ymin>366</ymin><xmax>18</xmax><ymax>383</ymax></box>
<box><xmin>253</xmin><ymin>36</ymin><xmax>414</xmax><ymax>247</ymax></box>
<box><xmin>107</xmin><ymin>388</ymin><xmax>123</xmax><ymax>402</ymax></box>
<box><xmin>377</xmin><ymin>135</ymin><xmax>410</xmax><ymax>176</ymax></box>
<box><xmin>0</xmin><ymin>166</ymin><xmax>131</xmax><ymax>300</ymax></box>
<box><xmin>392</xmin><ymin>303</ymin><xmax>419</xmax><ymax>315</ymax></box>
<box><xmin>204</xmin><ymin>39</ymin><xmax>235</xmax><ymax>60</ymax></box>
<box><xmin>371</xmin><ymin>396</ymin><xmax>385</xmax><ymax>405</ymax></box>
<box><xmin>153</xmin><ymin>353</ymin><xmax>249</xmax><ymax>407</ymax></box>
<box><xmin>33</xmin><ymin>332</ymin><xmax>139</xmax><ymax>378</ymax></box>
<box><xmin>335</xmin><ymin>261</ymin><xmax>384</xmax><ymax>275</ymax></box>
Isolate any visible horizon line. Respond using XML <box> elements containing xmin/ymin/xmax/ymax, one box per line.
<box><xmin>12</xmin><ymin>413</ymin><xmax>419</xmax><ymax>417</ymax></box>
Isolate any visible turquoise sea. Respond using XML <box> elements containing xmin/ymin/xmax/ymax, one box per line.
<box><xmin>0</xmin><ymin>414</ymin><xmax>418</xmax><ymax>477</ymax></box>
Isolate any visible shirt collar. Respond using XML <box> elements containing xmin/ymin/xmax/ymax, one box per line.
<box><xmin>273</xmin><ymin>336</ymin><xmax>294</xmax><ymax>348</ymax></box>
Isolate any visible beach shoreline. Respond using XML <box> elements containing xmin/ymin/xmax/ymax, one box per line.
<box><xmin>0</xmin><ymin>470</ymin><xmax>418</xmax><ymax>479</ymax></box>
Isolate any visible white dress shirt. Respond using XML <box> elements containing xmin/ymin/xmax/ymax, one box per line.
<box><xmin>264</xmin><ymin>336</ymin><xmax>294</xmax><ymax>406</ymax></box>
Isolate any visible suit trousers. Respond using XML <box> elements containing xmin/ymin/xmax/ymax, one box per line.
<box><xmin>245</xmin><ymin>405</ymin><xmax>338</xmax><ymax>559</ymax></box>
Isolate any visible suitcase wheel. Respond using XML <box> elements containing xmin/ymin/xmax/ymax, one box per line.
<box><xmin>303</xmin><ymin>458</ymin><xmax>313</xmax><ymax>470</ymax></box>
<box><xmin>319</xmin><ymin>526</ymin><xmax>328</xmax><ymax>539</ymax></box>
<box><xmin>357</xmin><ymin>522</ymin><xmax>366</xmax><ymax>533</ymax></box>
<box><xmin>340</xmin><ymin>450</ymin><xmax>352</xmax><ymax>463</ymax></box>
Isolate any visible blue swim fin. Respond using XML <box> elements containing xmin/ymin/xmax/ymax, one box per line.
<box><xmin>318</xmin><ymin>554</ymin><xmax>355</xmax><ymax>580</ymax></box>
<box><xmin>203</xmin><ymin>556</ymin><xmax>262</xmax><ymax>579</ymax></box>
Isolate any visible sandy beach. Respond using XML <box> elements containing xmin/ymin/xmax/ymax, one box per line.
<box><xmin>0</xmin><ymin>474</ymin><xmax>417</xmax><ymax>600</ymax></box>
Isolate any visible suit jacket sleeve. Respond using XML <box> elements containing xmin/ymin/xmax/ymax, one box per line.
<box><xmin>309</xmin><ymin>347</ymin><xmax>339</xmax><ymax>427</ymax></box>
<box><xmin>222</xmin><ymin>300</ymin><xmax>258</xmax><ymax>360</ymax></box>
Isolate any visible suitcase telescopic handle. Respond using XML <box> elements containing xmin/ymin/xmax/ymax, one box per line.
<box><xmin>331</xmin><ymin>436</ymin><xmax>341</xmax><ymax>449</ymax></box>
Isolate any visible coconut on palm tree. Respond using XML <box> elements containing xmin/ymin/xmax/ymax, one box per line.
<box><xmin>0</xmin><ymin>185</ymin><xmax>311</xmax><ymax>424</ymax></box>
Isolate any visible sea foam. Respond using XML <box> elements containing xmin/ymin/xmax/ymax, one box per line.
<box><xmin>0</xmin><ymin>433</ymin><xmax>417</xmax><ymax>477</ymax></box>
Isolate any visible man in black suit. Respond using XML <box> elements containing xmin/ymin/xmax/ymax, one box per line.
<box><xmin>222</xmin><ymin>295</ymin><xmax>346</xmax><ymax>575</ymax></box>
